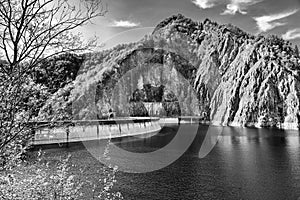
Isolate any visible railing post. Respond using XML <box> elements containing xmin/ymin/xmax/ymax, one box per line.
<box><xmin>31</xmin><ymin>127</ymin><xmax>35</xmax><ymax>145</ymax></box>
<box><xmin>66</xmin><ymin>126</ymin><xmax>69</xmax><ymax>148</ymax></box>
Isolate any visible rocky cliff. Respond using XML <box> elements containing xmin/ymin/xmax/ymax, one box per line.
<box><xmin>44</xmin><ymin>14</ymin><xmax>300</xmax><ymax>128</ymax></box>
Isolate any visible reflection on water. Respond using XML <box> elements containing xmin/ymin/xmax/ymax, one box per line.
<box><xmin>111</xmin><ymin>125</ymin><xmax>300</xmax><ymax>200</ymax></box>
<box><xmin>215</xmin><ymin>127</ymin><xmax>300</xmax><ymax>200</ymax></box>
<box><xmin>41</xmin><ymin>125</ymin><xmax>300</xmax><ymax>200</ymax></box>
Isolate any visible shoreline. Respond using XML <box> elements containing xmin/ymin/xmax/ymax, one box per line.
<box><xmin>210</xmin><ymin>121</ymin><xmax>299</xmax><ymax>131</ymax></box>
<box><xmin>160</xmin><ymin>118</ymin><xmax>300</xmax><ymax>130</ymax></box>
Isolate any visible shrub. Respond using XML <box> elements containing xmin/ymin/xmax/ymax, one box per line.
<box><xmin>0</xmin><ymin>142</ymin><xmax>124</xmax><ymax>200</ymax></box>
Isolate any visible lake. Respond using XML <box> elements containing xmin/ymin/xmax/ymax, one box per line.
<box><xmin>36</xmin><ymin>124</ymin><xmax>300</xmax><ymax>200</ymax></box>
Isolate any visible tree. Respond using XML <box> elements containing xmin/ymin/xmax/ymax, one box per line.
<box><xmin>0</xmin><ymin>0</ymin><xmax>106</xmax><ymax>169</ymax></box>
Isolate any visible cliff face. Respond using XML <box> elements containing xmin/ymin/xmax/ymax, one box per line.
<box><xmin>151</xmin><ymin>14</ymin><xmax>300</xmax><ymax>128</ymax></box>
<box><xmin>56</xmin><ymin>14</ymin><xmax>300</xmax><ymax>128</ymax></box>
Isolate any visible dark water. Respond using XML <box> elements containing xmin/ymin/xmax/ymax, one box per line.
<box><xmin>39</xmin><ymin>125</ymin><xmax>300</xmax><ymax>200</ymax></box>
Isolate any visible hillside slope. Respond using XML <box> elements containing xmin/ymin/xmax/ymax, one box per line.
<box><xmin>48</xmin><ymin>14</ymin><xmax>300</xmax><ymax>128</ymax></box>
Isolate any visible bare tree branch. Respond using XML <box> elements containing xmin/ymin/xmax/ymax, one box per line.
<box><xmin>0</xmin><ymin>0</ymin><xmax>107</xmax><ymax>167</ymax></box>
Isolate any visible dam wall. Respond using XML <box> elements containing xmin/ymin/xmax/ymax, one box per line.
<box><xmin>31</xmin><ymin>118</ymin><xmax>161</xmax><ymax>145</ymax></box>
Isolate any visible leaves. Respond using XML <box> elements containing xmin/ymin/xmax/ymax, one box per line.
<box><xmin>0</xmin><ymin>150</ymin><xmax>124</xmax><ymax>200</ymax></box>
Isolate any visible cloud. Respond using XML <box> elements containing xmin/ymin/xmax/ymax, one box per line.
<box><xmin>253</xmin><ymin>9</ymin><xmax>298</xmax><ymax>32</ymax></box>
<box><xmin>221</xmin><ymin>0</ymin><xmax>262</xmax><ymax>15</ymax></box>
<box><xmin>110</xmin><ymin>20</ymin><xmax>140</xmax><ymax>28</ymax></box>
<box><xmin>282</xmin><ymin>28</ymin><xmax>300</xmax><ymax>40</ymax></box>
<box><xmin>191</xmin><ymin>0</ymin><xmax>216</xmax><ymax>9</ymax></box>
<box><xmin>192</xmin><ymin>0</ymin><xmax>261</xmax><ymax>15</ymax></box>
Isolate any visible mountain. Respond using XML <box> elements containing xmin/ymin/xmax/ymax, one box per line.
<box><xmin>42</xmin><ymin>14</ymin><xmax>300</xmax><ymax>129</ymax></box>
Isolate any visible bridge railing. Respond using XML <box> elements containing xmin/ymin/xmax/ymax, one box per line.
<box><xmin>27</xmin><ymin>117</ymin><xmax>160</xmax><ymax>127</ymax></box>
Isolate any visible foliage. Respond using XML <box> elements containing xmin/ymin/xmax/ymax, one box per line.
<box><xmin>0</xmin><ymin>146</ymin><xmax>124</xmax><ymax>200</ymax></box>
<box><xmin>33</xmin><ymin>53</ymin><xmax>85</xmax><ymax>121</ymax></box>
<box><xmin>37</xmin><ymin>83</ymin><xmax>75</xmax><ymax>121</ymax></box>
<box><xmin>0</xmin><ymin>0</ymin><xmax>106</xmax><ymax>170</ymax></box>
<box><xmin>32</xmin><ymin>53</ymin><xmax>85</xmax><ymax>93</ymax></box>
<box><xmin>0</xmin><ymin>71</ymin><xmax>46</xmax><ymax>170</ymax></box>
<box><xmin>0</xmin><ymin>53</ymin><xmax>85</xmax><ymax>168</ymax></box>
<box><xmin>0</xmin><ymin>152</ymin><xmax>83</xmax><ymax>199</ymax></box>
<box><xmin>153</xmin><ymin>14</ymin><xmax>198</xmax><ymax>35</ymax></box>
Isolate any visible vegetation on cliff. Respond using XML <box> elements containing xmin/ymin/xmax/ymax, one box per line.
<box><xmin>40</xmin><ymin>14</ymin><xmax>300</xmax><ymax>128</ymax></box>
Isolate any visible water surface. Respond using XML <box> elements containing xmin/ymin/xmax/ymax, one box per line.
<box><xmin>38</xmin><ymin>125</ymin><xmax>300</xmax><ymax>200</ymax></box>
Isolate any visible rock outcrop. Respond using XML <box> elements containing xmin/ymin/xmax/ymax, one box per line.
<box><xmin>50</xmin><ymin>14</ymin><xmax>300</xmax><ymax>128</ymax></box>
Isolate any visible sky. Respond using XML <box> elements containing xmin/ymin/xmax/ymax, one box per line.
<box><xmin>77</xmin><ymin>0</ymin><xmax>300</xmax><ymax>50</ymax></box>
